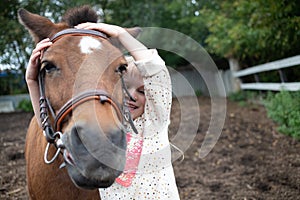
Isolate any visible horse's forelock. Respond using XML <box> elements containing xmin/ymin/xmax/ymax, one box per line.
<box><xmin>61</xmin><ymin>5</ymin><xmax>98</xmax><ymax>27</ymax></box>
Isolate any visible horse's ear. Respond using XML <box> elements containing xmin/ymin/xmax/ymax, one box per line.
<box><xmin>109</xmin><ymin>27</ymin><xmax>142</xmax><ymax>50</ymax></box>
<box><xmin>125</xmin><ymin>27</ymin><xmax>142</xmax><ymax>38</ymax></box>
<box><xmin>18</xmin><ymin>8</ymin><xmax>65</xmax><ymax>44</ymax></box>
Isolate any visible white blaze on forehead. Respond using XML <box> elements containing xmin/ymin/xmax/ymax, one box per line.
<box><xmin>79</xmin><ymin>37</ymin><xmax>102</xmax><ymax>54</ymax></box>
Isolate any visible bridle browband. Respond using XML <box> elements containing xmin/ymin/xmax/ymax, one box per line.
<box><xmin>51</xmin><ymin>28</ymin><xmax>108</xmax><ymax>42</ymax></box>
<box><xmin>38</xmin><ymin>28</ymin><xmax>137</xmax><ymax>164</ymax></box>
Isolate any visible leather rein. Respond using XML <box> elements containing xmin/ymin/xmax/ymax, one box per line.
<box><xmin>38</xmin><ymin>29</ymin><xmax>137</xmax><ymax>164</ymax></box>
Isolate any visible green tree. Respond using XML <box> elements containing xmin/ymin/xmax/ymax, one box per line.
<box><xmin>104</xmin><ymin>0</ymin><xmax>211</xmax><ymax>66</ymax></box>
<box><xmin>4</xmin><ymin>0</ymin><xmax>298</xmax><ymax>80</ymax></box>
<box><xmin>200</xmin><ymin>0</ymin><xmax>300</xmax><ymax>68</ymax></box>
<box><xmin>0</xmin><ymin>0</ymin><xmax>109</xmax><ymax>73</ymax></box>
<box><xmin>1</xmin><ymin>0</ymin><xmax>207</xmax><ymax>72</ymax></box>
<box><xmin>0</xmin><ymin>0</ymin><xmax>29</xmax><ymax>71</ymax></box>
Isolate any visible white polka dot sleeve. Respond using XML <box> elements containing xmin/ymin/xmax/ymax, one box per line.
<box><xmin>134</xmin><ymin>49</ymin><xmax>172</xmax><ymax>138</ymax></box>
<box><xmin>134</xmin><ymin>49</ymin><xmax>174</xmax><ymax>173</ymax></box>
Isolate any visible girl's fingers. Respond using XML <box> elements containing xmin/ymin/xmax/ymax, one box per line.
<box><xmin>76</xmin><ymin>23</ymin><xmax>124</xmax><ymax>37</ymax></box>
<box><xmin>75</xmin><ymin>23</ymin><xmax>119</xmax><ymax>37</ymax></box>
<box><xmin>35</xmin><ymin>41</ymin><xmax>52</xmax><ymax>52</ymax></box>
<box><xmin>30</xmin><ymin>51</ymin><xmax>41</xmax><ymax>62</ymax></box>
<box><xmin>39</xmin><ymin>38</ymin><xmax>50</xmax><ymax>43</ymax></box>
<box><xmin>26</xmin><ymin>38</ymin><xmax>52</xmax><ymax>82</ymax></box>
<box><xmin>75</xmin><ymin>22</ymin><xmax>94</xmax><ymax>29</ymax></box>
<box><xmin>29</xmin><ymin>39</ymin><xmax>51</xmax><ymax>64</ymax></box>
<box><xmin>31</xmin><ymin>39</ymin><xmax>52</xmax><ymax>60</ymax></box>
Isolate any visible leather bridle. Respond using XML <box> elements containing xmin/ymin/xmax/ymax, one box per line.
<box><xmin>38</xmin><ymin>29</ymin><xmax>137</xmax><ymax>164</ymax></box>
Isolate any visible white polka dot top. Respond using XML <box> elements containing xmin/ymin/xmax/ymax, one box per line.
<box><xmin>99</xmin><ymin>49</ymin><xmax>180</xmax><ymax>200</ymax></box>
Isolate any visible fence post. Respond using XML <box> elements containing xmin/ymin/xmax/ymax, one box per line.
<box><xmin>228</xmin><ymin>57</ymin><xmax>241</xmax><ymax>93</ymax></box>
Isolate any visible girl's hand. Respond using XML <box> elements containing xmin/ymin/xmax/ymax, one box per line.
<box><xmin>75</xmin><ymin>22</ymin><xmax>151</xmax><ymax>61</ymax></box>
<box><xmin>26</xmin><ymin>38</ymin><xmax>52</xmax><ymax>126</ymax></box>
<box><xmin>26</xmin><ymin>38</ymin><xmax>52</xmax><ymax>83</ymax></box>
<box><xmin>75</xmin><ymin>22</ymin><xmax>126</xmax><ymax>38</ymax></box>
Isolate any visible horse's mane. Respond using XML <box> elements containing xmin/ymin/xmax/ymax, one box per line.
<box><xmin>61</xmin><ymin>5</ymin><xmax>98</xmax><ymax>27</ymax></box>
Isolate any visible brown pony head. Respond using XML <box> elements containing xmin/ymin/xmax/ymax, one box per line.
<box><xmin>19</xmin><ymin>6</ymin><xmax>139</xmax><ymax>189</ymax></box>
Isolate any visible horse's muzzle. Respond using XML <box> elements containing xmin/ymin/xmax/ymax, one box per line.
<box><xmin>61</xmin><ymin>122</ymin><xmax>126</xmax><ymax>189</ymax></box>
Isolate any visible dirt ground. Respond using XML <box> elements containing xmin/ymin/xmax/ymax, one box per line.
<box><xmin>0</xmin><ymin>96</ymin><xmax>299</xmax><ymax>200</ymax></box>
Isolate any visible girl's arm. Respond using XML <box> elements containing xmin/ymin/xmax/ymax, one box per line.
<box><xmin>26</xmin><ymin>38</ymin><xmax>53</xmax><ymax>126</ymax></box>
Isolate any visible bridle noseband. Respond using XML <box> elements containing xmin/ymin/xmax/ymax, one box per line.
<box><xmin>38</xmin><ymin>29</ymin><xmax>137</xmax><ymax>164</ymax></box>
<box><xmin>54</xmin><ymin>90</ymin><xmax>123</xmax><ymax>131</ymax></box>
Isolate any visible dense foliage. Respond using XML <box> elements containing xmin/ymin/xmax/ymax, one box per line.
<box><xmin>264</xmin><ymin>91</ymin><xmax>300</xmax><ymax>139</ymax></box>
<box><xmin>228</xmin><ymin>90</ymin><xmax>260</xmax><ymax>103</ymax></box>
<box><xmin>201</xmin><ymin>0</ymin><xmax>300</xmax><ymax>67</ymax></box>
<box><xmin>17</xmin><ymin>99</ymin><xmax>33</xmax><ymax>112</ymax></box>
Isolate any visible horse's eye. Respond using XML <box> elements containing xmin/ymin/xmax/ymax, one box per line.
<box><xmin>42</xmin><ymin>62</ymin><xmax>58</xmax><ymax>73</ymax></box>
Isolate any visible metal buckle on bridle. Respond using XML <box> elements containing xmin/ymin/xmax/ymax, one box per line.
<box><xmin>44</xmin><ymin>131</ymin><xmax>65</xmax><ymax>164</ymax></box>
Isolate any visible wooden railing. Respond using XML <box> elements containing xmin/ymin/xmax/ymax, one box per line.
<box><xmin>233</xmin><ymin>55</ymin><xmax>300</xmax><ymax>91</ymax></box>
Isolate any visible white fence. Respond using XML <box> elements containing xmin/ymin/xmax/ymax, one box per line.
<box><xmin>1</xmin><ymin>56</ymin><xmax>298</xmax><ymax>113</ymax></box>
<box><xmin>233</xmin><ymin>55</ymin><xmax>300</xmax><ymax>91</ymax></box>
<box><xmin>0</xmin><ymin>94</ymin><xmax>30</xmax><ymax>113</ymax></box>
<box><xmin>170</xmin><ymin>68</ymin><xmax>241</xmax><ymax>97</ymax></box>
